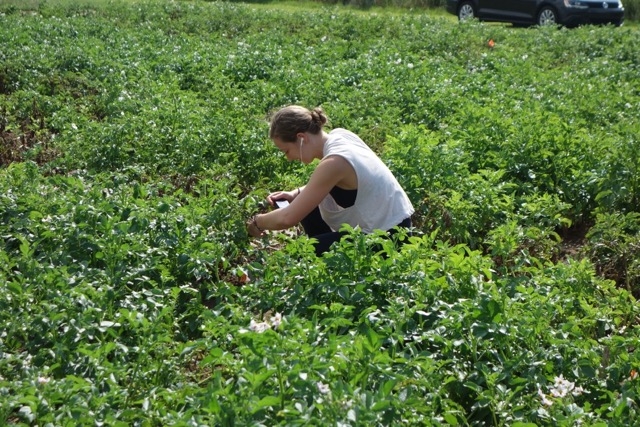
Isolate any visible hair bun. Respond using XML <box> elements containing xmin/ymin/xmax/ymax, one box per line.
<box><xmin>311</xmin><ymin>107</ymin><xmax>328</xmax><ymax>126</ymax></box>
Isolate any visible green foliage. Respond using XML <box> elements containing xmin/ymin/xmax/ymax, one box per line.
<box><xmin>584</xmin><ymin>212</ymin><xmax>640</xmax><ymax>298</ymax></box>
<box><xmin>0</xmin><ymin>1</ymin><xmax>639</xmax><ymax>426</ymax></box>
<box><xmin>624</xmin><ymin>0</ymin><xmax>640</xmax><ymax>21</ymax></box>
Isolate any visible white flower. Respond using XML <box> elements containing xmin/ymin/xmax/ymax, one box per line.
<box><xmin>249</xmin><ymin>319</ymin><xmax>270</xmax><ymax>333</ymax></box>
<box><xmin>367</xmin><ymin>309</ymin><xmax>381</xmax><ymax>323</ymax></box>
<box><xmin>270</xmin><ymin>312</ymin><xmax>283</xmax><ymax>329</ymax></box>
<box><xmin>538</xmin><ymin>387</ymin><xmax>553</xmax><ymax>407</ymax></box>
<box><xmin>317</xmin><ymin>382</ymin><xmax>330</xmax><ymax>394</ymax></box>
<box><xmin>37</xmin><ymin>376</ymin><xmax>51</xmax><ymax>385</ymax></box>
<box><xmin>549</xmin><ymin>375</ymin><xmax>583</xmax><ymax>398</ymax></box>
<box><xmin>407</xmin><ymin>63</ymin><xmax>414</xmax><ymax>69</ymax></box>
<box><xmin>572</xmin><ymin>386</ymin><xmax>585</xmax><ymax>396</ymax></box>
<box><xmin>245</xmin><ymin>313</ymin><xmax>283</xmax><ymax>333</ymax></box>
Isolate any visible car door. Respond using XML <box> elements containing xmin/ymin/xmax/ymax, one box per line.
<box><xmin>509</xmin><ymin>0</ymin><xmax>539</xmax><ymax>21</ymax></box>
<box><xmin>482</xmin><ymin>0</ymin><xmax>537</xmax><ymax>22</ymax></box>
<box><xmin>475</xmin><ymin>0</ymin><xmax>500</xmax><ymax>19</ymax></box>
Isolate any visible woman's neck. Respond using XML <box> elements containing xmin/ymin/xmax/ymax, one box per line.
<box><xmin>309</xmin><ymin>130</ymin><xmax>329</xmax><ymax>160</ymax></box>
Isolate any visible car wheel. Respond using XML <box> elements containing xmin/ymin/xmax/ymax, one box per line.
<box><xmin>537</xmin><ymin>6</ymin><xmax>558</xmax><ymax>26</ymax></box>
<box><xmin>458</xmin><ymin>1</ymin><xmax>476</xmax><ymax>21</ymax></box>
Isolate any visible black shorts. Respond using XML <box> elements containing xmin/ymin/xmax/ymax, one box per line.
<box><xmin>300</xmin><ymin>207</ymin><xmax>412</xmax><ymax>256</ymax></box>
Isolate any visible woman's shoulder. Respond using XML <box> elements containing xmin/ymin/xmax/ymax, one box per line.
<box><xmin>329</xmin><ymin>128</ymin><xmax>353</xmax><ymax>138</ymax></box>
<box><xmin>327</xmin><ymin>128</ymin><xmax>366</xmax><ymax>146</ymax></box>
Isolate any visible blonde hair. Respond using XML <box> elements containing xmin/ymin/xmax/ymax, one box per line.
<box><xmin>269</xmin><ymin>105</ymin><xmax>328</xmax><ymax>143</ymax></box>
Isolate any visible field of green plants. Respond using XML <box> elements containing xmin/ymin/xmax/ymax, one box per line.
<box><xmin>1</xmin><ymin>0</ymin><xmax>639</xmax><ymax>425</ymax></box>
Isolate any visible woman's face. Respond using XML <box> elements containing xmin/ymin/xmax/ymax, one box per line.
<box><xmin>273</xmin><ymin>137</ymin><xmax>303</xmax><ymax>163</ymax></box>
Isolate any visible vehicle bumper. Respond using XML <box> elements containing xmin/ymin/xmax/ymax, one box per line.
<box><xmin>560</xmin><ymin>8</ymin><xmax>624</xmax><ymax>26</ymax></box>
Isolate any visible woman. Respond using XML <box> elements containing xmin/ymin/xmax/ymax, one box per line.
<box><xmin>246</xmin><ymin>105</ymin><xmax>414</xmax><ymax>256</ymax></box>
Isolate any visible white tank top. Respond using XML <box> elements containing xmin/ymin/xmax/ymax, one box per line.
<box><xmin>318</xmin><ymin>128</ymin><xmax>414</xmax><ymax>233</ymax></box>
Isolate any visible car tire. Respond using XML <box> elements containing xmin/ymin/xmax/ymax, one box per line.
<box><xmin>537</xmin><ymin>6</ymin><xmax>559</xmax><ymax>26</ymax></box>
<box><xmin>458</xmin><ymin>1</ymin><xmax>476</xmax><ymax>21</ymax></box>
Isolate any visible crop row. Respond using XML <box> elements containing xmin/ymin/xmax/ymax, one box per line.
<box><xmin>1</xmin><ymin>1</ymin><xmax>639</xmax><ymax>425</ymax></box>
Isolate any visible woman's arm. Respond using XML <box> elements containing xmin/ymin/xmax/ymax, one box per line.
<box><xmin>248</xmin><ymin>156</ymin><xmax>354</xmax><ymax>235</ymax></box>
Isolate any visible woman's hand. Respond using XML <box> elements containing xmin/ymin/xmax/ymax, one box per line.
<box><xmin>246</xmin><ymin>185</ymin><xmax>313</xmax><ymax>236</ymax></box>
<box><xmin>266</xmin><ymin>188</ymin><xmax>300</xmax><ymax>206</ymax></box>
<box><xmin>246</xmin><ymin>215</ymin><xmax>265</xmax><ymax>238</ymax></box>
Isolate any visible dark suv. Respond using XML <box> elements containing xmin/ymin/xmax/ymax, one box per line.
<box><xmin>446</xmin><ymin>0</ymin><xmax>624</xmax><ymax>27</ymax></box>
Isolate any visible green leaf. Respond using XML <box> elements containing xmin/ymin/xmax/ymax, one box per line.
<box><xmin>371</xmin><ymin>399</ymin><xmax>391</xmax><ymax>411</ymax></box>
<box><xmin>252</xmin><ymin>395</ymin><xmax>281</xmax><ymax>413</ymax></box>
<box><xmin>28</xmin><ymin>210</ymin><xmax>43</xmax><ymax>220</ymax></box>
<box><xmin>180</xmin><ymin>345</ymin><xmax>196</xmax><ymax>357</ymax></box>
<box><xmin>381</xmin><ymin>379</ymin><xmax>398</xmax><ymax>395</ymax></box>
<box><xmin>7</xmin><ymin>281</ymin><xmax>22</xmax><ymax>295</ymax></box>
<box><xmin>471</xmin><ymin>323</ymin><xmax>489</xmax><ymax>338</ymax></box>
<box><xmin>443</xmin><ymin>413</ymin><xmax>459</xmax><ymax>425</ymax></box>
<box><xmin>157</xmin><ymin>202</ymin><xmax>171</xmax><ymax>213</ymax></box>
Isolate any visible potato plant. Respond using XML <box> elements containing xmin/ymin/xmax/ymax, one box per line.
<box><xmin>1</xmin><ymin>1</ymin><xmax>639</xmax><ymax>425</ymax></box>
